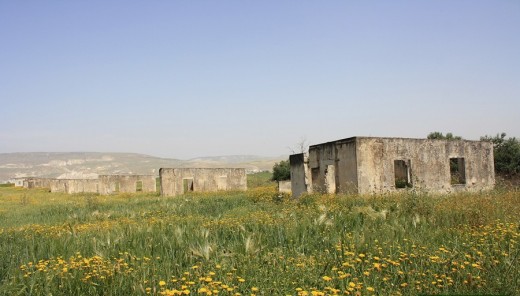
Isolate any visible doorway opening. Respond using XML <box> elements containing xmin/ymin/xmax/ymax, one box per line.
<box><xmin>183</xmin><ymin>178</ymin><xmax>194</xmax><ymax>194</ymax></box>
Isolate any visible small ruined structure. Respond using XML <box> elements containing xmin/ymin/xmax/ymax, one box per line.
<box><xmin>48</xmin><ymin>175</ymin><xmax>156</xmax><ymax>195</ymax></box>
<box><xmin>290</xmin><ymin>137</ymin><xmax>495</xmax><ymax>197</ymax></box>
<box><xmin>23</xmin><ymin>177</ymin><xmax>53</xmax><ymax>189</ymax></box>
<box><xmin>50</xmin><ymin>179</ymin><xmax>99</xmax><ymax>194</ymax></box>
<box><xmin>159</xmin><ymin>168</ymin><xmax>247</xmax><ymax>196</ymax></box>
<box><xmin>98</xmin><ymin>175</ymin><xmax>156</xmax><ymax>195</ymax></box>
<box><xmin>9</xmin><ymin>177</ymin><xmax>26</xmax><ymax>187</ymax></box>
<box><xmin>278</xmin><ymin>180</ymin><xmax>292</xmax><ymax>193</ymax></box>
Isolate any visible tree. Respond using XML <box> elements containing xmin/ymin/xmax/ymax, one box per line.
<box><xmin>272</xmin><ymin>160</ymin><xmax>291</xmax><ymax>181</ymax></box>
<box><xmin>427</xmin><ymin>132</ymin><xmax>462</xmax><ymax>140</ymax></box>
<box><xmin>481</xmin><ymin>133</ymin><xmax>520</xmax><ymax>177</ymax></box>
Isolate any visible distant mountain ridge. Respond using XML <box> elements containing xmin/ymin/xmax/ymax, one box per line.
<box><xmin>0</xmin><ymin>152</ymin><xmax>285</xmax><ymax>182</ymax></box>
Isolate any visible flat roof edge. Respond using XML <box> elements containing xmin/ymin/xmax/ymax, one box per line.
<box><xmin>309</xmin><ymin>136</ymin><xmax>488</xmax><ymax>149</ymax></box>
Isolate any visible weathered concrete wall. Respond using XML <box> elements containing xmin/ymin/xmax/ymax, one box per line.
<box><xmin>11</xmin><ymin>178</ymin><xmax>25</xmax><ymax>187</ymax></box>
<box><xmin>355</xmin><ymin>137</ymin><xmax>494</xmax><ymax>194</ymax></box>
<box><xmin>159</xmin><ymin>168</ymin><xmax>247</xmax><ymax>196</ymax></box>
<box><xmin>298</xmin><ymin>137</ymin><xmax>495</xmax><ymax>196</ymax></box>
<box><xmin>98</xmin><ymin>175</ymin><xmax>156</xmax><ymax>195</ymax></box>
<box><xmin>289</xmin><ymin>153</ymin><xmax>311</xmax><ymax>198</ymax></box>
<box><xmin>50</xmin><ymin>179</ymin><xmax>67</xmax><ymax>193</ymax></box>
<box><xmin>50</xmin><ymin>179</ymin><xmax>99</xmax><ymax>194</ymax></box>
<box><xmin>308</xmin><ymin>143</ymin><xmax>333</xmax><ymax>193</ymax></box>
<box><xmin>48</xmin><ymin>175</ymin><xmax>156</xmax><ymax>195</ymax></box>
<box><xmin>357</xmin><ymin>138</ymin><xmax>495</xmax><ymax>193</ymax></box>
<box><xmin>23</xmin><ymin>178</ymin><xmax>53</xmax><ymax>189</ymax></box>
<box><xmin>335</xmin><ymin>140</ymin><xmax>358</xmax><ymax>194</ymax></box>
<box><xmin>307</xmin><ymin>138</ymin><xmax>358</xmax><ymax>194</ymax></box>
<box><xmin>70</xmin><ymin>179</ymin><xmax>99</xmax><ymax>194</ymax></box>
<box><xmin>278</xmin><ymin>180</ymin><xmax>291</xmax><ymax>193</ymax></box>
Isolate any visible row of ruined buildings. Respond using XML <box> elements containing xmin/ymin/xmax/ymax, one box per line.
<box><xmin>11</xmin><ymin>168</ymin><xmax>247</xmax><ymax>196</ymax></box>
<box><xmin>9</xmin><ymin>136</ymin><xmax>497</xmax><ymax>197</ymax></box>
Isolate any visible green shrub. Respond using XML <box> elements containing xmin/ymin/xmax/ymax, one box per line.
<box><xmin>481</xmin><ymin>133</ymin><xmax>520</xmax><ymax>177</ymax></box>
<box><xmin>271</xmin><ymin>160</ymin><xmax>290</xmax><ymax>181</ymax></box>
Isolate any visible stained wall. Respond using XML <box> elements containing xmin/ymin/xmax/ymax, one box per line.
<box><xmin>50</xmin><ymin>179</ymin><xmax>99</xmax><ymax>194</ymax></box>
<box><xmin>98</xmin><ymin>175</ymin><xmax>156</xmax><ymax>195</ymax></box>
<box><xmin>159</xmin><ymin>168</ymin><xmax>247</xmax><ymax>196</ymax></box>
<box><xmin>291</xmin><ymin>137</ymin><xmax>495</xmax><ymax>196</ymax></box>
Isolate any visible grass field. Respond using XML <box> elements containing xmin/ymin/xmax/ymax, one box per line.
<box><xmin>0</xmin><ymin>175</ymin><xmax>519</xmax><ymax>295</ymax></box>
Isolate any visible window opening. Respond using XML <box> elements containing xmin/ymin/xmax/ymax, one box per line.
<box><xmin>450</xmin><ymin>158</ymin><xmax>466</xmax><ymax>185</ymax></box>
<box><xmin>394</xmin><ymin>160</ymin><xmax>412</xmax><ymax>188</ymax></box>
<box><xmin>136</xmin><ymin>180</ymin><xmax>143</xmax><ymax>192</ymax></box>
<box><xmin>183</xmin><ymin>178</ymin><xmax>194</xmax><ymax>193</ymax></box>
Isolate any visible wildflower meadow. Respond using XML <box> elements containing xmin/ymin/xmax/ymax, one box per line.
<box><xmin>0</xmin><ymin>176</ymin><xmax>518</xmax><ymax>295</ymax></box>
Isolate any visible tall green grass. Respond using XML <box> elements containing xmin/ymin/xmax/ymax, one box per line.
<box><xmin>0</xmin><ymin>186</ymin><xmax>518</xmax><ymax>295</ymax></box>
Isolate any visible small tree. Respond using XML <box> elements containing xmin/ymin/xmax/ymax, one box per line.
<box><xmin>272</xmin><ymin>160</ymin><xmax>291</xmax><ymax>181</ymax></box>
<box><xmin>481</xmin><ymin>133</ymin><xmax>520</xmax><ymax>177</ymax></box>
<box><xmin>427</xmin><ymin>132</ymin><xmax>462</xmax><ymax>140</ymax></box>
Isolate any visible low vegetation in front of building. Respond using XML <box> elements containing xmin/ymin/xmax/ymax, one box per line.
<box><xmin>0</xmin><ymin>180</ymin><xmax>519</xmax><ymax>295</ymax></box>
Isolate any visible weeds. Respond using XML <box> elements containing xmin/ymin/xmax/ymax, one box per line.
<box><xmin>0</xmin><ymin>187</ymin><xmax>519</xmax><ymax>295</ymax></box>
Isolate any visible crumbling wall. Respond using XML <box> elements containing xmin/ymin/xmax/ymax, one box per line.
<box><xmin>98</xmin><ymin>175</ymin><xmax>156</xmax><ymax>195</ymax></box>
<box><xmin>307</xmin><ymin>138</ymin><xmax>358</xmax><ymax>194</ymax></box>
<box><xmin>50</xmin><ymin>179</ymin><xmax>99</xmax><ymax>194</ymax></box>
<box><xmin>289</xmin><ymin>153</ymin><xmax>311</xmax><ymax>198</ymax></box>
<box><xmin>68</xmin><ymin>179</ymin><xmax>99</xmax><ymax>194</ymax></box>
<box><xmin>355</xmin><ymin>137</ymin><xmax>495</xmax><ymax>194</ymax></box>
<box><xmin>159</xmin><ymin>168</ymin><xmax>247</xmax><ymax>196</ymax></box>
<box><xmin>298</xmin><ymin>137</ymin><xmax>495</xmax><ymax>196</ymax></box>
<box><xmin>23</xmin><ymin>178</ymin><xmax>53</xmax><ymax>189</ymax></box>
<box><xmin>308</xmin><ymin>144</ymin><xmax>332</xmax><ymax>193</ymax></box>
<box><xmin>50</xmin><ymin>179</ymin><xmax>67</xmax><ymax>193</ymax></box>
<box><xmin>278</xmin><ymin>180</ymin><xmax>291</xmax><ymax>193</ymax></box>
<box><xmin>11</xmin><ymin>178</ymin><xmax>25</xmax><ymax>187</ymax></box>
<box><xmin>335</xmin><ymin>140</ymin><xmax>358</xmax><ymax>193</ymax></box>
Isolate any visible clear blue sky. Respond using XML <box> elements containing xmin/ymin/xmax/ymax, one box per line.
<box><xmin>1</xmin><ymin>1</ymin><xmax>519</xmax><ymax>159</ymax></box>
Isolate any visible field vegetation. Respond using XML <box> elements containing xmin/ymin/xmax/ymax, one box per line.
<box><xmin>0</xmin><ymin>174</ymin><xmax>519</xmax><ymax>295</ymax></box>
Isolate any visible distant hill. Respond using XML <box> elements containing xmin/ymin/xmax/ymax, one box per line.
<box><xmin>0</xmin><ymin>152</ymin><xmax>286</xmax><ymax>182</ymax></box>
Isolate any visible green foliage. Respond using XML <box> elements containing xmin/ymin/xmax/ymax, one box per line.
<box><xmin>1</xmin><ymin>187</ymin><xmax>520</xmax><ymax>295</ymax></box>
<box><xmin>481</xmin><ymin>133</ymin><xmax>520</xmax><ymax>176</ymax></box>
<box><xmin>427</xmin><ymin>131</ymin><xmax>462</xmax><ymax>140</ymax></box>
<box><xmin>395</xmin><ymin>178</ymin><xmax>412</xmax><ymax>189</ymax></box>
<box><xmin>271</xmin><ymin>160</ymin><xmax>290</xmax><ymax>181</ymax></box>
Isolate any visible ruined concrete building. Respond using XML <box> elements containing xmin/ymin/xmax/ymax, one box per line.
<box><xmin>9</xmin><ymin>178</ymin><xmax>26</xmax><ymax>187</ymax></box>
<box><xmin>49</xmin><ymin>175</ymin><xmax>157</xmax><ymax>195</ymax></box>
<box><xmin>160</xmin><ymin>168</ymin><xmax>247</xmax><ymax>196</ymax></box>
<box><xmin>6</xmin><ymin>177</ymin><xmax>51</xmax><ymax>188</ymax></box>
<box><xmin>50</xmin><ymin>179</ymin><xmax>100</xmax><ymax>194</ymax></box>
<box><xmin>14</xmin><ymin>169</ymin><xmax>247</xmax><ymax>196</ymax></box>
<box><xmin>98</xmin><ymin>175</ymin><xmax>156</xmax><ymax>195</ymax></box>
<box><xmin>290</xmin><ymin>137</ymin><xmax>495</xmax><ymax>197</ymax></box>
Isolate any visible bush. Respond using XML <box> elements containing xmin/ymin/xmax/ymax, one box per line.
<box><xmin>427</xmin><ymin>131</ymin><xmax>462</xmax><ymax>140</ymax></box>
<box><xmin>272</xmin><ymin>160</ymin><xmax>290</xmax><ymax>181</ymax></box>
<box><xmin>481</xmin><ymin>133</ymin><xmax>520</xmax><ymax>177</ymax></box>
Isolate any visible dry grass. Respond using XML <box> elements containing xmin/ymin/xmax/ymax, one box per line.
<box><xmin>0</xmin><ymin>186</ymin><xmax>519</xmax><ymax>295</ymax></box>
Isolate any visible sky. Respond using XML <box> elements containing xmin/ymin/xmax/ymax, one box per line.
<box><xmin>1</xmin><ymin>1</ymin><xmax>519</xmax><ymax>159</ymax></box>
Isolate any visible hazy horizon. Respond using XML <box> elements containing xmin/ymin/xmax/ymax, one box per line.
<box><xmin>2</xmin><ymin>1</ymin><xmax>519</xmax><ymax>159</ymax></box>
<box><xmin>0</xmin><ymin>151</ymin><xmax>288</xmax><ymax>161</ymax></box>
